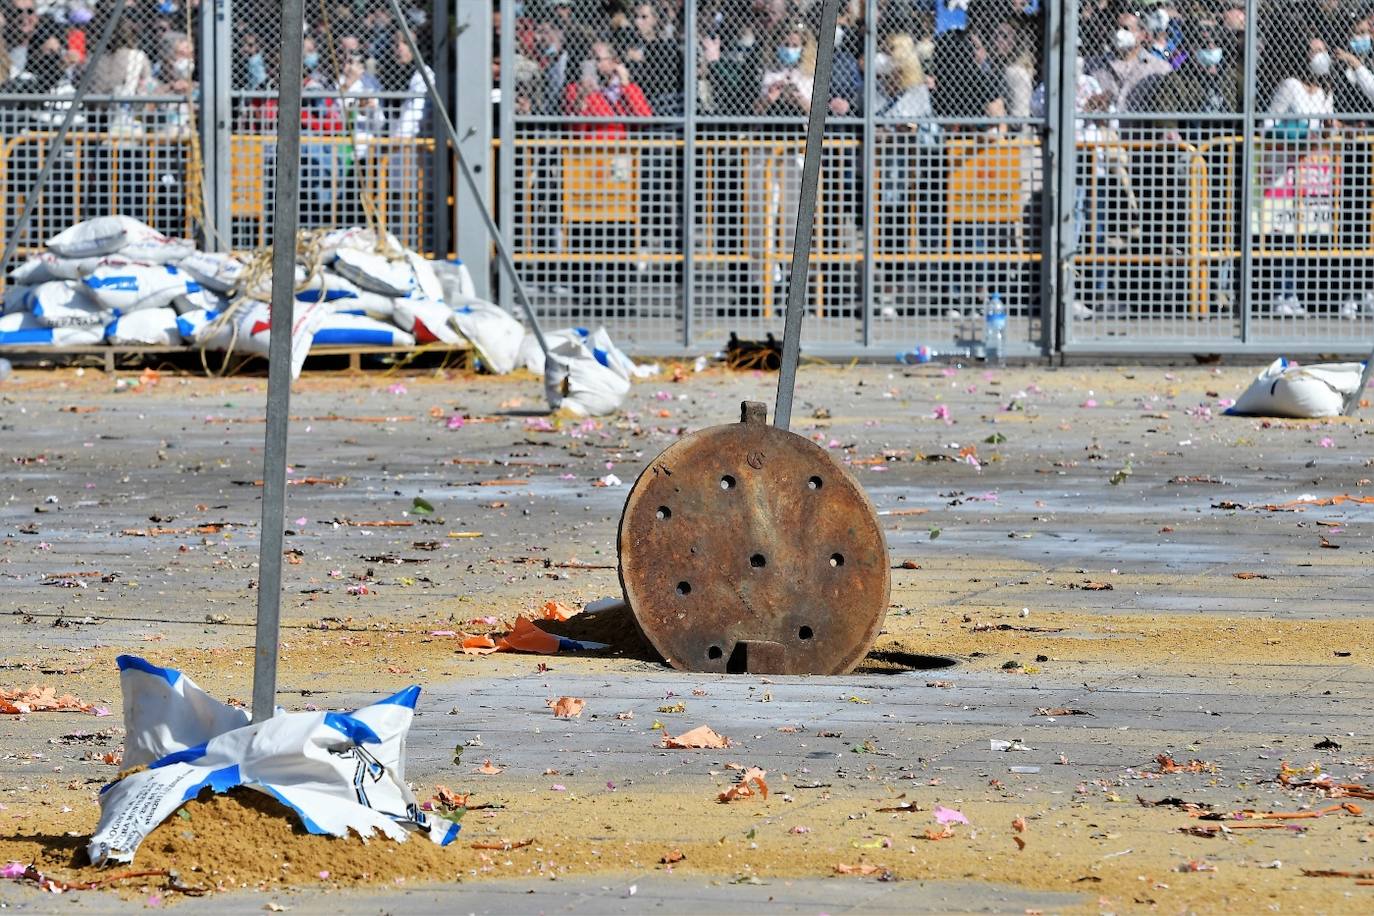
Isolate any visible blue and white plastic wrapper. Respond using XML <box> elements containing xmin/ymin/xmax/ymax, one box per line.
<box><xmin>106</xmin><ymin>307</ymin><xmax>181</xmax><ymax>345</ymax></box>
<box><xmin>405</xmin><ymin>252</ymin><xmax>444</xmax><ymax>302</ymax></box>
<box><xmin>174</xmin><ymin>307</ymin><xmax>220</xmax><ymax>343</ymax></box>
<box><xmin>1225</xmin><ymin>358</ymin><xmax>1366</xmax><ymax>419</ymax></box>
<box><xmin>313</xmin><ymin>313</ymin><xmax>416</xmax><ymax>348</ymax></box>
<box><xmin>87</xmin><ymin>656</ymin><xmax>458</xmax><ymax>866</ymax></box>
<box><xmin>83</xmin><ymin>262</ymin><xmax>201</xmax><ymax>312</ymax></box>
<box><xmin>196</xmin><ymin>300</ymin><xmax>330</xmax><ymax>379</ymax></box>
<box><xmin>3</xmin><ymin>283</ymin><xmax>32</xmax><ymax>316</ymax></box>
<box><xmin>543</xmin><ymin>334</ymin><xmax>632</xmax><ymax>418</ymax></box>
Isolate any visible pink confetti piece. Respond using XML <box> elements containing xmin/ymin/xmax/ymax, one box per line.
<box><xmin>933</xmin><ymin>805</ymin><xmax>969</xmax><ymax>826</ymax></box>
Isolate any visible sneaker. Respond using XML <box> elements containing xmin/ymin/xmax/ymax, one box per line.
<box><xmin>1273</xmin><ymin>296</ymin><xmax>1305</xmax><ymax>316</ymax></box>
<box><xmin>1340</xmin><ymin>298</ymin><xmax>1361</xmax><ymax>319</ymax></box>
<box><xmin>944</xmin><ymin>308</ymin><xmax>963</xmax><ymax>319</ymax></box>
<box><xmin>1072</xmin><ymin>302</ymin><xmax>1094</xmax><ymax>320</ymax></box>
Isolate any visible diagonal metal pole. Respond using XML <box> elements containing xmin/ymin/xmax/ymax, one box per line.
<box><xmin>773</xmin><ymin>0</ymin><xmax>840</xmax><ymax>431</ymax></box>
<box><xmin>252</xmin><ymin>0</ymin><xmax>307</xmax><ymax>723</ymax></box>
<box><xmin>1345</xmin><ymin>346</ymin><xmax>1373</xmax><ymax>417</ymax></box>
<box><xmin>0</xmin><ymin>2</ymin><xmax>125</xmax><ymax>281</ymax></box>
<box><xmin>384</xmin><ymin>0</ymin><xmax>550</xmax><ymax>358</ymax></box>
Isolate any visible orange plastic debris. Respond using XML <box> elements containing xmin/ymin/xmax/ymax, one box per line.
<box><xmin>718</xmin><ymin>766</ymin><xmax>769</xmax><ymax>803</ymax></box>
<box><xmin>475</xmin><ymin>760</ymin><xmax>503</xmax><ymax>775</ymax></box>
<box><xmin>549</xmin><ymin>696</ymin><xmax>585</xmax><ymax>718</ymax></box>
<box><xmin>662</xmin><ymin>725</ymin><xmax>731</xmax><ymax>749</ymax></box>
<box><xmin>540</xmin><ymin>601</ymin><xmax>577</xmax><ymax>622</ymax></box>
<box><xmin>0</xmin><ymin>686</ymin><xmax>95</xmax><ymax>715</ymax></box>
<box><xmin>460</xmin><ymin>634</ymin><xmax>499</xmax><ymax>655</ymax></box>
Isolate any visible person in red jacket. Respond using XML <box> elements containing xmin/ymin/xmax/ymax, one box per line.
<box><xmin>563</xmin><ymin>39</ymin><xmax>652</xmax><ymax>138</ymax></box>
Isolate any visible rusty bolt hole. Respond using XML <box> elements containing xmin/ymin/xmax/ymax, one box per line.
<box><xmin>798</xmin><ymin>625</ymin><xmax>814</xmax><ymax>640</ymax></box>
<box><xmin>720</xmin><ymin>475</ymin><xmax>736</xmax><ymax>490</ymax></box>
<box><xmin>656</xmin><ymin>506</ymin><xmax>671</xmax><ymax>520</ymax></box>
<box><xmin>829</xmin><ymin>553</ymin><xmax>844</xmax><ymax>567</ymax></box>
<box><xmin>807</xmin><ymin>475</ymin><xmax>823</xmax><ymax>490</ymax></box>
<box><xmin>676</xmin><ymin>581</ymin><xmax>691</xmax><ymax>596</ymax></box>
<box><xmin>707</xmin><ymin>645</ymin><xmax>723</xmax><ymax>660</ymax></box>
<box><xmin>749</xmin><ymin>553</ymin><xmax>766</xmax><ymax>568</ymax></box>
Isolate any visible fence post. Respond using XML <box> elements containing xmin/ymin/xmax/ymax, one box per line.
<box><xmin>860</xmin><ymin>0</ymin><xmax>877</xmax><ymax>350</ymax></box>
<box><xmin>1047</xmin><ymin>0</ymin><xmax>1078</xmax><ymax>355</ymax></box>
<box><xmin>201</xmin><ymin>0</ymin><xmax>233</xmax><ymax>251</ymax></box>
<box><xmin>682</xmin><ymin>0</ymin><xmax>697</xmax><ymax>349</ymax></box>
<box><xmin>429</xmin><ymin>0</ymin><xmax>454</xmax><ymax>260</ymax></box>
<box><xmin>1237</xmin><ymin>0</ymin><xmax>1259</xmax><ymax>344</ymax></box>
<box><xmin>454</xmin><ymin>0</ymin><xmax>493</xmax><ymax>298</ymax></box>
<box><xmin>496</xmin><ymin>0</ymin><xmax>516</xmax><ymax>312</ymax></box>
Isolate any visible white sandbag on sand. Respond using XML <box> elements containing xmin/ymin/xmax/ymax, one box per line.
<box><xmin>1226</xmin><ymin>358</ymin><xmax>1366</xmax><ymax>418</ymax></box>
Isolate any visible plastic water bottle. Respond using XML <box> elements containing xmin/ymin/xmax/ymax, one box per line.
<box><xmin>896</xmin><ymin>346</ymin><xmax>933</xmax><ymax>364</ymax></box>
<box><xmin>0</xmin><ymin>358</ymin><xmax>10</xmax><ymax>382</ymax></box>
<box><xmin>983</xmin><ymin>293</ymin><xmax>1007</xmax><ymax>367</ymax></box>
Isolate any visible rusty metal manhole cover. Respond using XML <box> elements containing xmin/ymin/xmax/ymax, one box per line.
<box><xmin>618</xmin><ymin>401</ymin><xmax>890</xmax><ymax>675</ymax></box>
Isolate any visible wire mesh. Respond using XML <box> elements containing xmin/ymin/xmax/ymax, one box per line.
<box><xmin>228</xmin><ymin>0</ymin><xmax>437</xmax><ymax>253</ymax></box>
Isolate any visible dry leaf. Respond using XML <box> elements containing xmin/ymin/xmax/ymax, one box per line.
<box><xmin>718</xmin><ymin>766</ymin><xmax>769</xmax><ymax>803</ymax></box>
<box><xmin>834</xmin><ymin>863</ymin><xmax>884</xmax><ymax>876</ymax></box>
<box><xmin>470</xmin><ymin>838</ymin><xmax>533</xmax><ymax>851</ymax></box>
<box><xmin>1033</xmin><ymin>707</ymin><xmax>1094</xmax><ymax>717</ymax></box>
<box><xmin>662</xmin><ymin>725</ymin><xmax>730</xmax><ymax>749</ymax></box>
<box><xmin>1013</xmin><ymin>836</ymin><xmax>1026</xmax><ymax>850</ymax></box>
<box><xmin>1012</xmin><ymin>816</ymin><xmax>1027</xmax><ymax>833</ymax></box>
<box><xmin>432</xmin><ymin>785</ymin><xmax>468</xmax><ymax>809</ymax></box>
<box><xmin>0</xmin><ymin>685</ymin><xmax>95</xmax><ymax>715</ymax></box>
<box><xmin>549</xmin><ymin>696</ymin><xmax>585</xmax><ymax>718</ymax></box>
<box><xmin>476</xmin><ymin>760</ymin><xmax>503</xmax><ymax>775</ymax></box>
<box><xmin>659</xmin><ymin>849</ymin><xmax>685</xmax><ymax>864</ymax></box>
<box><xmin>1233</xmin><ymin>572</ymin><xmax>1271</xmax><ymax>580</ymax></box>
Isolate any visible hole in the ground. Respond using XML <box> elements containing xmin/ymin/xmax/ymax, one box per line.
<box><xmin>829</xmin><ymin>553</ymin><xmax>844</xmax><ymax>567</ymax></box>
<box><xmin>798</xmin><ymin>625</ymin><xmax>814</xmax><ymax>640</ymax></box>
<box><xmin>707</xmin><ymin>645</ymin><xmax>722</xmax><ymax>660</ymax></box>
<box><xmin>749</xmin><ymin>553</ymin><xmax>766</xmax><ymax>568</ymax></box>
<box><xmin>720</xmin><ymin>475</ymin><xmax>736</xmax><ymax>490</ymax></box>
<box><xmin>675</xmin><ymin>581</ymin><xmax>691</xmax><ymax>597</ymax></box>
<box><xmin>655</xmin><ymin>506</ymin><xmax>671</xmax><ymax>520</ymax></box>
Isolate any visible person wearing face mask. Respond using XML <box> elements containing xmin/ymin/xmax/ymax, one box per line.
<box><xmin>1331</xmin><ymin>20</ymin><xmax>1374</xmax><ymax>317</ymax></box>
<box><xmin>1259</xmin><ymin>38</ymin><xmax>1336</xmax><ymax>316</ymax></box>
<box><xmin>1153</xmin><ymin>22</ymin><xmax>1238</xmax><ymax>145</ymax></box>
<box><xmin>1334</xmin><ymin>19</ymin><xmax>1374</xmax><ymax>106</ymax></box>
<box><xmin>534</xmin><ymin>18</ymin><xmax>570</xmax><ymax>115</ymax></box>
<box><xmin>1089</xmin><ymin>12</ymin><xmax>1171</xmax><ymax>114</ymax></box>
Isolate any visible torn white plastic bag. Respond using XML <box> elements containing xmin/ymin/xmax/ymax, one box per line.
<box><xmin>87</xmin><ymin>655</ymin><xmax>459</xmax><ymax>867</ymax></box>
<box><xmin>544</xmin><ymin>335</ymin><xmax>632</xmax><ymax>417</ymax></box>
<box><xmin>452</xmin><ymin>300</ymin><xmax>525</xmax><ymax>374</ymax></box>
<box><xmin>1225</xmin><ymin>358</ymin><xmax>1366</xmax><ymax>418</ymax></box>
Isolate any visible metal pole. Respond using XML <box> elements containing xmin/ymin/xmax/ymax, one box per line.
<box><xmin>251</xmin><ymin>0</ymin><xmax>306</xmax><ymax>723</ymax></box>
<box><xmin>497</xmin><ymin>0</ymin><xmax>516</xmax><ymax>314</ymax></box>
<box><xmin>1237</xmin><ymin>0</ymin><xmax>1259</xmax><ymax>345</ymax></box>
<box><xmin>389</xmin><ymin>0</ymin><xmax>550</xmax><ymax>357</ymax></box>
<box><xmin>860</xmin><ymin>0</ymin><xmax>876</xmax><ymax>351</ymax></box>
<box><xmin>1048</xmin><ymin>0</ymin><xmax>1078</xmax><ymax>355</ymax></box>
<box><xmin>773</xmin><ymin>0</ymin><xmax>841</xmax><ymax>431</ymax></box>
<box><xmin>1345</xmin><ymin>347</ymin><xmax>1373</xmax><ymax>416</ymax></box>
<box><xmin>0</xmin><ymin>2</ymin><xmax>125</xmax><ymax>281</ymax></box>
<box><xmin>682</xmin><ymin>0</ymin><xmax>697</xmax><ymax>350</ymax></box>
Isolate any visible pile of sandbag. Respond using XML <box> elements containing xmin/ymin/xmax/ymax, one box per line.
<box><xmin>0</xmin><ymin>216</ymin><xmax>648</xmax><ymax>414</ymax></box>
<box><xmin>1225</xmin><ymin>357</ymin><xmax>1366</xmax><ymax>418</ymax></box>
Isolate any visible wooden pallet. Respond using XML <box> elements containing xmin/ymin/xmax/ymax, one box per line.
<box><xmin>0</xmin><ymin>343</ymin><xmax>471</xmax><ymax>374</ymax></box>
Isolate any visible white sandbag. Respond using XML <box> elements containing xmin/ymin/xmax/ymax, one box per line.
<box><xmin>47</xmin><ymin>215</ymin><xmax>160</xmax><ymax>258</ymax></box>
<box><xmin>1226</xmin><ymin>358</ymin><xmax>1366</xmax><ymax>419</ymax></box>
<box><xmin>117</xmin><ymin>235</ymin><xmax>196</xmax><ymax>264</ymax></box>
<box><xmin>392</xmin><ymin>297</ymin><xmax>464</xmax><ymax>345</ymax></box>
<box><xmin>452</xmin><ymin>301</ymin><xmax>524</xmax><ymax>374</ymax></box>
<box><xmin>3</xmin><ymin>283</ymin><xmax>32</xmax><ymax>315</ymax></box>
<box><xmin>325</xmin><ymin>293</ymin><xmax>397</xmax><ymax>321</ymax></box>
<box><xmin>312</xmin><ymin>313</ymin><xmax>416</xmax><ymax>348</ymax></box>
<box><xmin>317</xmin><ymin>226</ymin><xmax>404</xmax><ymax>262</ymax></box>
<box><xmin>544</xmin><ymin>336</ymin><xmax>632</xmax><ymax>417</ymax></box>
<box><xmin>177</xmin><ymin>251</ymin><xmax>245</xmax><ymax>294</ymax></box>
<box><xmin>83</xmin><ymin>261</ymin><xmax>200</xmax><ymax>312</ymax></box>
<box><xmin>26</xmin><ymin>280</ymin><xmax>113</xmax><ymax>327</ymax></box>
<box><xmin>174</xmin><ymin>307</ymin><xmax>221</xmax><ymax>343</ymax></box>
<box><xmin>215</xmin><ymin>299</ymin><xmax>329</xmax><ymax>379</ymax></box>
<box><xmin>106</xmin><ymin>307</ymin><xmax>181</xmax><ymax>345</ymax></box>
<box><xmin>333</xmin><ymin>247</ymin><xmax>414</xmax><ymax>297</ymax></box>
<box><xmin>9</xmin><ymin>251</ymin><xmax>98</xmax><ymax>284</ymax></box>
<box><xmin>87</xmin><ymin>655</ymin><xmax>458</xmax><ymax>867</ymax></box>
<box><xmin>431</xmin><ymin>258</ymin><xmax>476</xmax><ymax>302</ymax></box>
<box><xmin>405</xmin><ymin>252</ymin><xmax>445</xmax><ymax>302</ymax></box>
<box><xmin>172</xmin><ymin>287</ymin><xmax>228</xmax><ymax>316</ymax></box>
<box><xmin>295</xmin><ymin>269</ymin><xmax>364</xmax><ymax>303</ymax></box>
<box><xmin>518</xmin><ymin>327</ymin><xmax>588</xmax><ymax>375</ymax></box>
<box><xmin>241</xmin><ymin>265</ymin><xmax>326</xmax><ymax>302</ymax></box>
<box><xmin>0</xmin><ymin>310</ymin><xmax>103</xmax><ymax>345</ymax></box>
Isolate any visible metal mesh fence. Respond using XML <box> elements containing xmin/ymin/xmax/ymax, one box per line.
<box><xmin>228</xmin><ymin>0</ymin><xmax>437</xmax><ymax>253</ymax></box>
